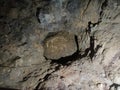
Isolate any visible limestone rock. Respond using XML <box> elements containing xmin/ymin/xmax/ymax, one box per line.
<box><xmin>77</xmin><ymin>30</ymin><xmax>90</xmax><ymax>54</ymax></box>
<box><xmin>43</xmin><ymin>31</ymin><xmax>77</xmax><ymax>60</ymax></box>
<box><xmin>0</xmin><ymin>0</ymin><xmax>120</xmax><ymax>89</ymax></box>
<box><xmin>37</xmin><ymin>0</ymin><xmax>104</xmax><ymax>30</ymax></box>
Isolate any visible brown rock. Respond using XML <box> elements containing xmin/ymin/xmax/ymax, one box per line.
<box><xmin>43</xmin><ymin>31</ymin><xmax>77</xmax><ymax>60</ymax></box>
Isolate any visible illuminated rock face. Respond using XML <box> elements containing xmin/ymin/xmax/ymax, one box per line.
<box><xmin>37</xmin><ymin>0</ymin><xmax>103</xmax><ymax>30</ymax></box>
<box><xmin>43</xmin><ymin>31</ymin><xmax>77</xmax><ymax>60</ymax></box>
<box><xmin>0</xmin><ymin>0</ymin><xmax>120</xmax><ymax>90</ymax></box>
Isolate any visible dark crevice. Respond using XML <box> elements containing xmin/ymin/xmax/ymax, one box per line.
<box><xmin>54</xmin><ymin>65</ymin><xmax>61</xmax><ymax>71</ymax></box>
<box><xmin>109</xmin><ymin>83</ymin><xmax>120</xmax><ymax>90</ymax></box>
<box><xmin>89</xmin><ymin>36</ymin><xmax>95</xmax><ymax>60</ymax></box>
<box><xmin>11</xmin><ymin>56</ymin><xmax>21</xmax><ymax>62</ymax></box>
<box><xmin>36</xmin><ymin>0</ymin><xmax>51</xmax><ymax>23</ymax></box>
<box><xmin>87</xmin><ymin>19</ymin><xmax>102</xmax><ymax>60</ymax></box>
<box><xmin>85</xmin><ymin>1</ymin><xmax>107</xmax><ymax>60</ymax></box>
<box><xmin>100</xmin><ymin>0</ymin><xmax>108</xmax><ymax>20</ymax></box>
<box><xmin>43</xmin><ymin>74</ymin><xmax>51</xmax><ymax>81</ymax></box>
<box><xmin>17</xmin><ymin>42</ymin><xmax>27</xmax><ymax>47</ymax></box>
<box><xmin>50</xmin><ymin>51</ymin><xmax>81</xmax><ymax>66</ymax></box>
<box><xmin>95</xmin><ymin>45</ymin><xmax>102</xmax><ymax>53</ymax></box>
<box><xmin>36</xmin><ymin>7</ymin><xmax>41</xmax><ymax>23</ymax></box>
<box><xmin>20</xmin><ymin>75</ymin><xmax>31</xmax><ymax>83</ymax></box>
<box><xmin>19</xmin><ymin>71</ymin><xmax>36</xmax><ymax>83</ymax></box>
<box><xmin>20</xmin><ymin>78</ymin><xmax>28</xmax><ymax>83</ymax></box>
<box><xmin>86</xmin><ymin>0</ymin><xmax>108</xmax><ymax>27</ymax></box>
<box><xmin>34</xmin><ymin>64</ymin><xmax>61</xmax><ymax>90</ymax></box>
<box><xmin>35</xmin><ymin>63</ymin><xmax>67</xmax><ymax>90</ymax></box>
<box><xmin>75</xmin><ymin>35</ymin><xmax>79</xmax><ymax>52</ymax></box>
<box><xmin>80</xmin><ymin>48</ymin><xmax>90</xmax><ymax>58</ymax></box>
<box><xmin>87</xmin><ymin>21</ymin><xmax>92</xmax><ymax>34</ymax></box>
<box><xmin>34</xmin><ymin>74</ymin><xmax>51</xmax><ymax>90</ymax></box>
<box><xmin>86</xmin><ymin>21</ymin><xmax>95</xmax><ymax>60</ymax></box>
<box><xmin>0</xmin><ymin>56</ymin><xmax>21</xmax><ymax>67</ymax></box>
<box><xmin>35</xmin><ymin>64</ymin><xmax>65</xmax><ymax>89</ymax></box>
<box><xmin>34</xmin><ymin>82</ymin><xmax>41</xmax><ymax>90</ymax></box>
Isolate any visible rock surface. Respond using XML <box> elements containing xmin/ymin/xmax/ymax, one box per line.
<box><xmin>43</xmin><ymin>31</ymin><xmax>77</xmax><ymax>60</ymax></box>
<box><xmin>0</xmin><ymin>0</ymin><xmax>120</xmax><ymax>90</ymax></box>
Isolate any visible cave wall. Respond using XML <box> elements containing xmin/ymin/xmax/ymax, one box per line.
<box><xmin>0</xmin><ymin>0</ymin><xmax>120</xmax><ymax>90</ymax></box>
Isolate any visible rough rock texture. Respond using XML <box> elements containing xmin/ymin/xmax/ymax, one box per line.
<box><xmin>77</xmin><ymin>30</ymin><xmax>90</xmax><ymax>54</ymax></box>
<box><xmin>43</xmin><ymin>31</ymin><xmax>77</xmax><ymax>60</ymax></box>
<box><xmin>0</xmin><ymin>0</ymin><xmax>120</xmax><ymax>90</ymax></box>
<box><xmin>37</xmin><ymin>0</ymin><xmax>104</xmax><ymax>30</ymax></box>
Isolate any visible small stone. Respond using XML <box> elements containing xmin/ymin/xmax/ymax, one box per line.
<box><xmin>43</xmin><ymin>31</ymin><xmax>77</xmax><ymax>60</ymax></box>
